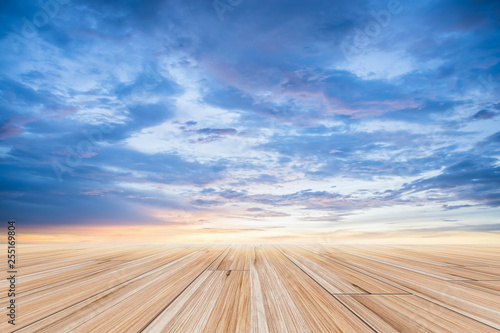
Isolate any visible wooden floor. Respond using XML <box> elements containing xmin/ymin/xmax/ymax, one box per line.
<box><xmin>2</xmin><ymin>244</ymin><xmax>500</xmax><ymax>332</ymax></box>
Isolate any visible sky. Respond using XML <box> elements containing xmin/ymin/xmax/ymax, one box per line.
<box><xmin>0</xmin><ymin>0</ymin><xmax>499</xmax><ymax>243</ymax></box>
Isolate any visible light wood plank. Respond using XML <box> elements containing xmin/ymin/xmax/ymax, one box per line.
<box><xmin>338</xmin><ymin>295</ymin><xmax>499</xmax><ymax>333</ymax></box>
<box><xmin>208</xmin><ymin>244</ymin><xmax>253</xmax><ymax>271</ymax></box>
<box><xmin>281</xmin><ymin>245</ymin><xmax>406</xmax><ymax>294</ymax></box>
<box><xmin>453</xmin><ymin>280</ymin><xmax>500</xmax><ymax>296</ymax></box>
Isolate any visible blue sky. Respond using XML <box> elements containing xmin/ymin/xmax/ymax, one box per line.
<box><xmin>1</xmin><ymin>0</ymin><xmax>499</xmax><ymax>242</ymax></box>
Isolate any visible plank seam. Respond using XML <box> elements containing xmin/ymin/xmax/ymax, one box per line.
<box><xmin>138</xmin><ymin>246</ymin><xmax>229</xmax><ymax>333</ymax></box>
<box><xmin>300</xmin><ymin>245</ymin><xmax>500</xmax><ymax>332</ymax></box>
<box><xmin>274</xmin><ymin>245</ymin><xmax>379</xmax><ymax>333</ymax></box>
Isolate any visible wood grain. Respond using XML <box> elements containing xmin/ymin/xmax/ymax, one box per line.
<box><xmin>1</xmin><ymin>244</ymin><xmax>499</xmax><ymax>332</ymax></box>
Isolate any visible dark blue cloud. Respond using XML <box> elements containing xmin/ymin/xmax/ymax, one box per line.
<box><xmin>401</xmin><ymin>156</ymin><xmax>500</xmax><ymax>207</ymax></box>
<box><xmin>473</xmin><ymin>109</ymin><xmax>499</xmax><ymax>120</ymax></box>
<box><xmin>196</xmin><ymin>128</ymin><xmax>237</xmax><ymax>135</ymax></box>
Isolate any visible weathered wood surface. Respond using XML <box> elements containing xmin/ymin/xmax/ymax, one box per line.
<box><xmin>2</xmin><ymin>244</ymin><xmax>499</xmax><ymax>332</ymax></box>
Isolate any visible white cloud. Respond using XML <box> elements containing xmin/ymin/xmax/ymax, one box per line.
<box><xmin>339</xmin><ymin>51</ymin><xmax>414</xmax><ymax>80</ymax></box>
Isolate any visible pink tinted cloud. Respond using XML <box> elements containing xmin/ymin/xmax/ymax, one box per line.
<box><xmin>0</xmin><ymin>106</ymin><xmax>77</xmax><ymax>139</ymax></box>
<box><xmin>81</xmin><ymin>188</ymin><xmax>124</xmax><ymax>196</ymax></box>
<box><xmin>204</xmin><ymin>60</ymin><xmax>422</xmax><ymax>118</ymax></box>
<box><xmin>0</xmin><ymin>116</ymin><xmax>37</xmax><ymax>139</ymax></box>
<box><xmin>45</xmin><ymin>106</ymin><xmax>79</xmax><ymax>119</ymax></box>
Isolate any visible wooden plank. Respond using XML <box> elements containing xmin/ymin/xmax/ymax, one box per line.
<box><xmin>14</xmin><ymin>246</ymin><xmax>225</xmax><ymax>333</ymax></box>
<box><xmin>268</xmin><ymin>246</ymin><xmax>373</xmax><ymax>332</ymax></box>
<box><xmin>70</xmin><ymin>247</ymin><xmax>226</xmax><ymax>333</ymax></box>
<box><xmin>5</xmin><ymin>247</ymin><xmax>193</xmax><ymax>300</ymax></box>
<box><xmin>417</xmin><ymin>246</ymin><xmax>500</xmax><ymax>267</ymax></box>
<box><xmin>0</xmin><ymin>246</ymin><xmax>208</xmax><ymax>331</ymax></box>
<box><xmin>143</xmin><ymin>270</ymin><xmax>249</xmax><ymax>332</ymax></box>
<box><xmin>280</xmin><ymin>245</ymin><xmax>407</xmax><ymax>294</ymax></box>
<box><xmin>2</xmin><ymin>260</ymin><xmax>125</xmax><ymax>294</ymax></box>
<box><xmin>307</xmin><ymin>246</ymin><xmax>500</xmax><ymax>330</ymax></box>
<box><xmin>325</xmin><ymin>245</ymin><xmax>491</xmax><ymax>267</ymax></box>
<box><xmin>208</xmin><ymin>244</ymin><xmax>253</xmax><ymax>271</ymax></box>
<box><xmin>384</xmin><ymin>245</ymin><xmax>500</xmax><ymax>267</ymax></box>
<box><xmin>316</xmin><ymin>246</ymin><xmax>498</xmax><ymax>281</ymax></box>
<box><xmin>453</xmin><ymin>280</ymin><xmax>500</xmax><ymax>296</ymax></box>
<box><xmin>142</xmin><ymin>270</ymin><xmax>225</xmax><ymax>332</ymax></box>
<box><xmin>204</xmin><ymin>270</ymin><xmax>251</xmax><ymax>333</ymax></box>
<box><xmin>251</xmin><ymin>245</ymin><xmax>311</xmax><ymax>332</ymax></box>
<box><xmin>337</xmin><ymin>295</ymin><xmax>499</xmax><ymax>333</ymax></box>
<box><xmin>451</xmin><ymin>265</ymin><xmax>500</xmax><ymax>280</ymax></box>
<box><xmin>8</xmin><ymin>246</ymin><xmax>172</xmax><ymax>275</ymax></box>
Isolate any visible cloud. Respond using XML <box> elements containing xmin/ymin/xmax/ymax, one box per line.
<box><xmin>472</xmin><ymin>109</ymin><xmax>499</xmax><ymax>120</ymax></box>
<box><xmin>0</xmin><ymin>116</ymin><xmax>36</xmax><ymax>139</ymax></box>
<box><xmin>0</xmin><ymin>0</ymin><xmax>499</xmax><ymax>241</ymax></box>
<box><xmin>244</xmin><ymin>208</ymin><xmax>290</xmax><ymax>218</ymax></box>
<box><xmin>401</xmin><ymin>156</ymin><xmax>500</xmax><ymax>207</ymax></box>
<box><xmin>247</xmin><ymin>207</ymin><xmax>264</xmax><ymax>212</ymax></box>
<box><xmin>196</xmin><ymin>128</ymin><xmax>238</xmax><ymax>135</ymax></box>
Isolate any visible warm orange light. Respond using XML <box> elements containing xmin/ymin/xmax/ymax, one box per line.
<box><xmin>9</xmin><ymin>224</ymin><xmax>500</xmax><ymax>244</ymax></box>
